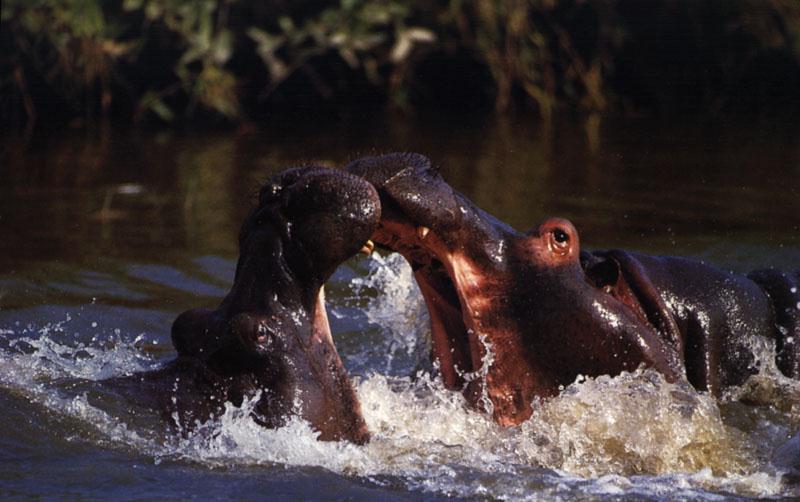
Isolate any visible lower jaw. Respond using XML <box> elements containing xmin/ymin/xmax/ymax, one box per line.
<box><xmin>375</xmin><ymin>240</ymin><xmax>537</xmax><ymax>424</ymax></box>
<box><xmin>413</xmin><ymin>270</ymin><xmax>525</xmax><ymax>423</ymax></box>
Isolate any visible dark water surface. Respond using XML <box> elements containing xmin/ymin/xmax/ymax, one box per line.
<box><xmin>1</xmin><ymin>114</ymin><xmax>799</xmax><ymax>500</ymax></box>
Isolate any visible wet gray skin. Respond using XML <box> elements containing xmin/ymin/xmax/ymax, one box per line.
<box><xmin>347</xmin><ymin>152</ymin><xmax>800</xmax><ymax>426</ymax></box>
<box><xmin>104</xmin><ymin>167</ymin><xmax>380</xmax><ymax>443</ymax></box>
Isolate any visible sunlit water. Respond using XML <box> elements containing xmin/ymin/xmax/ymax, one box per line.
<box><xmin>1</xmin><ymin>114</ymin><xmax>799</xmax><ymax>499</ymax></box>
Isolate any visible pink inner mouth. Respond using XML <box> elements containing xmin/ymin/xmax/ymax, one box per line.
<box><xmin>370</xmin><ymin>219</ymin><xmax>529</xmax><ymax>419</ymax></box>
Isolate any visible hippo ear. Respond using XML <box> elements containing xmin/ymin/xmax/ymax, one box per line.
<box><xmin>171</xmin><ymin>308</ymin><xmax>228</xmax><ymax>360</ymax></box>
<box><xmin>591</xmin><ymin>250</ymin><xmax>684</xmax><ymax>361</ymax></box>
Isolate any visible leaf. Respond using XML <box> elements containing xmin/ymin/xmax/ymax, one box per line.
<box><xmin>350</xmin><ymin>32</ymin><xmax>385</xmax><ymax>51</ymax></box>
<box><xmin>278</xmin><ymin>16</ymin><xmax>295</xmax><ymax>33</ymax></box>
<box><xmin>247</xmin><ymin>28</ymin><xmax>288</xmax><ymax>79</ymax></box>
<box><xmin>178</xmin><ymin>46</ymin><xmax>204</xmax><ymax>67</ymax></box>
<box><xmin>196</xmin><ymin>64</ymin><xmax>239</xmax><ymax>118</ymax></box>
<box><xmin>144</xmin><ymin>1</ymin><xmax>162</xmax><ymax>21</ymax></box>
<box><xmin>149</xmin><ymin>99</ymin><xmax>175</xmax><ymax>122</ymax></box>
<box><xmin>211</xmin><ymin>29</ymin><xmax>233</xmax><ymax>64</ymax></box>
<box><xmin>101</xmin><ymin>40</ymin><xmax>131</xmax><ymax>58</ymax></box>
<box><xmin>139</xmin><ymin>91</ymin><xmax>175</xmax><ymax>122</ymax></box>
<box><xmin>362</xmin><ymin>4</ymin><xmax>393</xmax><ymax>25</ymax></box>
<box><xmin>391</xmin><ymin>27</ymin><xmax>435</xmax><ymax>62</ymax></box>
<box><xmin>338</xmin><ymin>47</ymin><xmax>359</xmax><ymax>68</ymax></box>
<box><xmin>122</xmin><ymin>0</ymin><xmax>143</xmax><ymax>12</ymax></box>
<box><xmin>247</xmin><ymin>28</ymin><xmax>275</xmax><ymax>50</ymax></box>
<box><xmin>329</xmin><ymin>31</ymin><xmax>348</xmax><ymax>47</ymax></box>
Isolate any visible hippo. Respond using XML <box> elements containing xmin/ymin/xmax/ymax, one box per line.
<box><xmin>346</xmin><ymin>152</ymin><xmax>800</xmax><ymax>426</ymax></box>
<box><xmin>105</xmin><ymin>167</ymin><xmax>378</xmax><ymax>443</ymax></box>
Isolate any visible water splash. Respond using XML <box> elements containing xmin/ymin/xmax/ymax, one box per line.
<box><xmin>1</xmin><ymin>317</ymin><xmax>159</xmax><ymax>382</ymax></box>
<box><xmin>334</xmin><ymin>252</ymin><xmax>430</xmax><ymax>374</ymax></box>
<box><xmin>0</xmin><ymin>255</ymin><xmax>797</xmax><ymax>498</ymax></box>
<box><xmin>521</xmin><ymin>370</ymin><xmax>750</xmax><ymax>477</ymax></box>
<box><xmin>164</xmin><ymin>369</ymin><xmax>787</xmax><ymax>498</ymax></box>
<box><xmin>0</xmin><ymin>318</ymin><xmax>164</xmax><ymax>455</ymax></box>
<box><xmin>724</xmin><ymin>332</ymin><xmax>800</xmax><ymax>427</ymax></box>
<box><xmin>456</xmin><ymin>329</ymin><xmax>496</xmax><ymax>416</ymax></box>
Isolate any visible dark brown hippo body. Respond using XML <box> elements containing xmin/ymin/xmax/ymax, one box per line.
<box><xmin>346</xmin><ymin>152</ymin><xmax>800</xmax><ymax>426</ymax></box>
<box><xmin>106</xmin><ymin>167</ymin><xmax>379</xmax><ymax>443</ymax></box>
<box><xmin>580</xmin><ymin>250</ymin><xmax>794</xmax><ymax>394</ymax></box>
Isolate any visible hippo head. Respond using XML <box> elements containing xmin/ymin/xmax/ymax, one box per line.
<box><xmin>346</xmin><ymin>153</ymin><xmax>515</xmax><ymax>400</ymax></box>
<box><xmin>171</xmin><ymin>167</ymin><xmax>379</xmax><ymax>443</ymax></box>
<box><xmin>348</xmin><ymin>153</ymin><xmax>680</xmax><ymax>426</ymax></box>
<box><xmin>233</xmin><ymin>166</ymin><xmax>381</xmax><ymax>303</ymax></box>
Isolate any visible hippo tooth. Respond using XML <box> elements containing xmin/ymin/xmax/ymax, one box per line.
<box><xmin>417</xmin><ymin>226</ymin><xmax>430</xmax><ymax>239</ymax></box>
<box><xmin>360</xmin><ymin>240</ymin><xmax>375</xmax><ymax>255</ymax></box>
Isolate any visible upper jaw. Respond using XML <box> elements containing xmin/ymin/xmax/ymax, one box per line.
<box><xmin>347</xmin><ymin>153</ymin><xmax>459</xmax><ymax>235</ymax></box>
<box><xmin>368</xmin><ymin>193</ymin><xmax>515</xmax><ymax>272</ymax></box>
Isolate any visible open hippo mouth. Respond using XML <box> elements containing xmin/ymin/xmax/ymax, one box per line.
<box><xmin>167</xmin><ymin>166</ymin><xmax>380</xmax><ymax>443</ymax></box>
<box><xmin>347</xmin><ymin>153</ymin><xmax>683</xmax><ymax>426</ymax></box>
<box><xmin>346</xmin><ymin>153</ymin><xmax>522</xmax><ymax>407</ymax></box>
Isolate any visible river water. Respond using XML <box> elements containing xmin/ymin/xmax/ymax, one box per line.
<box><xmin>1</xmin><ymin>114</ymin><xmax>799</xmax><ymax>499</ymax></box>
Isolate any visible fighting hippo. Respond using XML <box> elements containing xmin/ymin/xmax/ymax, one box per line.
<box><xmin>347</xmin><ymin>152</ymin><xmax>800</xmax><ymax>426</ymax></box>
<box><xmin>106</xmin><ymin>167</ymin><xmax>378</xmax><ymax>443</ymax></box>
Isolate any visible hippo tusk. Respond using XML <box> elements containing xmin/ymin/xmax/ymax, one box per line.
<box><xmin>417</xmin><ymin>226</ymin><xmax>430</xmax><ymax>239</ymax></box>
<box><xmin>360</xmin><ymin>240</ymin><xmax>375</xmax><ymax>255</ymax></box>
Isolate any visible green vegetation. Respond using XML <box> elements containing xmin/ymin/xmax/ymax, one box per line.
<box><xmin>2</xmin><ymin>0</ymin><xmax>800</xmax><ymax>127</ymax></box>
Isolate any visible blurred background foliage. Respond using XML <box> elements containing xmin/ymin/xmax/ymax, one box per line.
<box><xmin>2</xmin><ymin>0</ymin><xmax>800</xmax><ymax>128</ymax></box>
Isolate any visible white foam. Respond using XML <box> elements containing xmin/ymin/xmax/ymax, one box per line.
<box><xmin>2</xmin><ymin>320</ymin><xmax>158</xmax><ymax>382</ymax></box>
<box><xmin>0</xmin><ymin>321</ymin><xmax>162</xmax><ymax>455</ymax></box>
<box><xmin>343</xmin><ymin>253</ymin><xmax>430</xmax><ymax>372</ymax></box>
<box><xmin>164</xmin><ymin>369</ymin><xmax>786</xmax><ymax>498</ymax></box>
<box><xmin>0</xmin><ymin>256</ymin><xmax>795</xmax><ymax>498</ymax></box>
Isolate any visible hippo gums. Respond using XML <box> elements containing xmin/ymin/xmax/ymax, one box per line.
<box><xmin>347</xmin><ymin>152</ymin><xmax>800</xmax><ymax>426</ymax></box>
<box><xmin>106</xmin><ymin>167</ymin><xmax>379</xmax><ymax>444</ymax></box>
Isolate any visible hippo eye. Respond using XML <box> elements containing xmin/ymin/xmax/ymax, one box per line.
<box><xmin>553</xmin><ymin>228</ymin><xmax>569</xmax><ymax>244</ymax></box>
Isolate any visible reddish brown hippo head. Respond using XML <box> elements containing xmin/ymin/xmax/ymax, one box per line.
<box><xmin>167</xmin><ymin>167</ymin><xmax>379</xmax><ymax>443</ymax></box>
<box><xmin>347</xmin><ymin>153</ymin><xmax>682</xmax><ymax>426</ymax></box>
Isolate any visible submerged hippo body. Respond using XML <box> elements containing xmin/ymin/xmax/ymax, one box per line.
<box><xmin>347</xmin><ymin>152</ymin><xmax>800</xmax><ymax>426</ymax></box>
<box><xmin>581</xmin><ymin>249</ymin><xmax>800</xmax><ymax>393</ymax></box>
<box><xmin>107</xmin><ymin>167</ymin><xmax>379</xmax><ymax>443</ymax></box>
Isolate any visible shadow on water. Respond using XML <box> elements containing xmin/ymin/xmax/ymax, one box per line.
<box><xmin>0</xmin><ymin>112</ymin><xmax>799</xmax><ymax>499</ymax></box>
